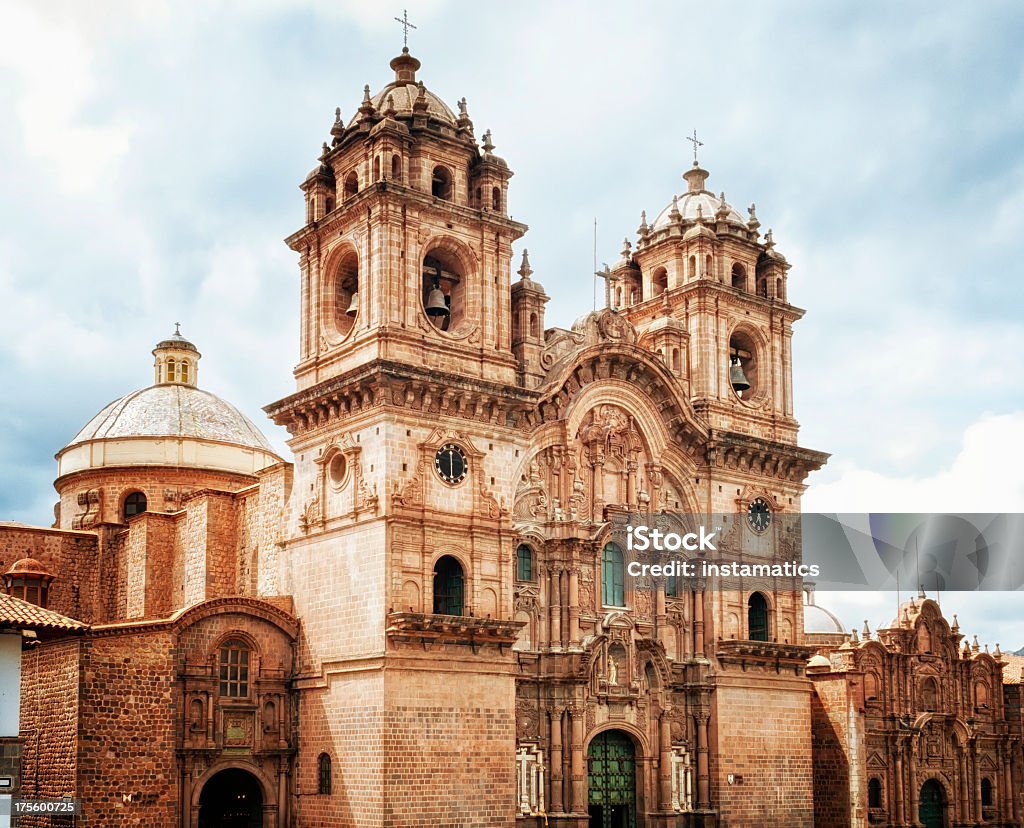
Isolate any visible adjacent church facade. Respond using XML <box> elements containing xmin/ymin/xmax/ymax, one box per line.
<box><xmin>0</xmin><ymin>47</ymin><xmax>1021</xmax><ymax>828</ymax></box>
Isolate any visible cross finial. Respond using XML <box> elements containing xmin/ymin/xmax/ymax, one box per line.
<box><xmin>174</xmin><ymin>322</ymin><xmax>181</xmax><ymax>336</ymax></box>
<box><xmin>686</xmin><ymin>129</ymin><xmax>704</xmax><ymax>164</ymax></box>
<box><xmin>394</xmin><ymin>9</ymin><xmax>417</xmax><ymax>48</ymax></box>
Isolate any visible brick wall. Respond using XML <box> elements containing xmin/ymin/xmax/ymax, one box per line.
<box><xmin>809</xmin><ymin>674</ymin><xmax>860</xmax><ymax>828</ymax></box>
<box><xmin>711</xmin><ymin>673</ymin><xmax>814</xmax><ymax>827</ymax></box>
<box><xmin>0</xmin><ymin>526</ymin><xmax>97</xmax><ymax>622</ymax></box>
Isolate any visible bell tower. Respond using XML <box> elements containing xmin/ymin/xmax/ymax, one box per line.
<box><xmin>288</xmin><ymin>47</ymin><xmax>527</xmax><ymax>392</ymax></box>
<box><xmin>267</xmin><ymin>48</ymin><xmax>533</xmax><ymax>828</ymax></box>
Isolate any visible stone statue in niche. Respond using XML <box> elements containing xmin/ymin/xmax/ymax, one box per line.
<box><xmin>608</xmin><ymin>658</ymin><xmax>618</xmax><ymax>686</ymax></box>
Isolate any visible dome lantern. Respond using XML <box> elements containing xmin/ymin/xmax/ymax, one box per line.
<box><xmin>153</xmin><ymin>323</ymin><xmax>201</xmax><ymax>387</ymax></box>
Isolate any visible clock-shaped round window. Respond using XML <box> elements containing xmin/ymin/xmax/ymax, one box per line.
<box><xmin>434</xmin><ymin>443</ymin><xmax>468</xmax><ymax>485</ymax></box>
<box><xmin>747</xmin><ymin>497</ymin><xmax>772</xmax><ymax>533</ymax></box>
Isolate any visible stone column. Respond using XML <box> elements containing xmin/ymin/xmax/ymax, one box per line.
<box><xmin>893</xmin><ymin>746</ymin><xmax>904</xmax><ymax>826</ymax></box>
<box><xmin>549</xmin><ymin>707</ymin><xmax>564</xmax><ymax>813</ymax></box>
<box><xmin>1002</xmin><ymin>743</ymin><xmax>1012</xmax><ymax>823</ymax></box>
<box><xmin>570</xmin><ymin>707</ymin><xmax>585</xmax><ymax>814</ymax></box>
<box><xmin>626</xmin><ymin>459</ymin><xmax>638</xmax><ymax>510</ymax></box>
<box><xmin>696</xmin><ymin>712</ymin><xmax>710</xmax><ymax>809</ymax></box>
<box><xmin>658</xmin><ymin>711</ymin><xmax>673</xmax><ymax>811</ymax></box>
<box><xmin>972</xmin><ymin>741</ymin><xmax>982</xmax><ymax>823</ymax></box>
<box><xmin>694</xmin><ymin>587</ymin><xmax>706</xmax><ymax>658</ymax></box>
<box><xmin>959</xmin><ymin>748</ymin><xmax>970</xmax><ymax>824</ymax></box>
<box><xmin>568</xmin><ymin>568</ymin><xmax>580</xmax><ymax>647</ymax></box>
<box><xmin>560</xmin><ymin>569</ymin><xmax>569</xmax><ymax>648</ymax></box>
<box><xmin>909</xmin><ymin>739</ymin><xmax>919</xmax><ymax>827</ymax></box>
<box><xmin>549</xmin><ymin>568</ymin><xmax>561</xmax><ymax>650</ymax></box>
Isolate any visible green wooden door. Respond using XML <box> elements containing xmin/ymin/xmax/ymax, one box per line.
<box><xmin>918</xmin><ymin>779</ymin><xmax>944</xmax><ymax>828</ymax></box>
<box><xmin>588</xmin><ymin>730</ymin><xmax>637</xmax><ymax>828</ymax></box>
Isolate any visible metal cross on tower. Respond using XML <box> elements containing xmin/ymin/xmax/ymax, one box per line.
<box><xmin>394</xmin><ymin>9</ymin><xmax>417</xmax><ymax>48</ymax></box>
<box><xmin>686</xmin><ymin>129</ymin><xmax>704</xmax><ymax>164</ymax></box>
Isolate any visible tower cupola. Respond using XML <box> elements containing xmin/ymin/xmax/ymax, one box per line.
<box><xmin>153</xmin><ymin>324</ymin><xmax>201</xmax><ymax>386</ymax></box>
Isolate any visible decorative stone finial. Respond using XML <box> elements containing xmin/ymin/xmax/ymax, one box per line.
<box><xmin>637</xmin><ymin>210</ymin><xmax>649</xmax><ymax>236</ymax></box>
<box><xmin>994</xmin><ymin>643</ymin><xmax>1002</xmax><ymax>659</ymax></box>
<box><xmin>621</xmin><ymin>237</ymin><xmax>632</xmax><ymax>259</ymax></box>
<box><xmin>383</xmin><ymin>93</ymin><xmax>397</xmax><ymax>118</ymax></box>
<box><xmin>764</xmin><ymin>229</ymin><xmax>775</xmax><ymax>247</ymax></box>
<box><xmin>972</xmin><ymin>635</ymin><xmax>980</xmax><ymax>653</ymax></box>
<box><xmin>482</xmin><ymin>129</ymin><xmax>494</xmax><ymax>155</ymax></box>
<box><xmin>669</xmin><ymin>195</ymin><xmax>681</xmax><ymax>223</ymax></box>
<box><xmin>518</xmin><ymin>249</ymin><xmax>533</xmax><ymax>281</ymax></box>
<box><xmin>951</xmin><ymin>613</ymin><xmax>959</xmax><ymax>632</ymax></box>
<box><xmin>695</xmin><ymin>203</ymin><xmax>705</xmax><ymax>223</ymax></box>
<box><xmin>851</xmin><ymin>627</ymin><xmax>860</xmax><ymax>644</ymax></box>
<box><xmin>862</xmin><ymin>620</ymin><xmax>871</xmax><ymax>640</ymax></box>
<box><xmin>458</xmin><ymin>97</ymin><xmax>468</xmax><ymax>117</ymax></box>
<box><xmin>320</xmin><ymin>142</ymin><xmax>330</xmax><ymax>160</ymax></box>
<box><xmin>747</xmin><ymin>203</ymin><xmax>760</xmax><ymax>232</ymax></box>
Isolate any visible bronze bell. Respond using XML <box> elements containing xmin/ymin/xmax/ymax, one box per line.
<box><xmin>730</xmin><ymin>357</ymin><xmax>751</xmax><ymax>392</ymax></box>
<box><xmin>345</xmin><ymin>291</ymin><xmax>358</xmax><ymax>316</ymax></box>
<box><xmin>425</xmin><ymin>282</ymin><xmax>449</xmax><ymax>317</ymax></box>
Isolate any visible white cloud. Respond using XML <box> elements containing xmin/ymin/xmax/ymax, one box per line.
<box><xmin>804</xmin><ymin>412</ymin><xmax>1024</xmax><ymax>512</ymax></box>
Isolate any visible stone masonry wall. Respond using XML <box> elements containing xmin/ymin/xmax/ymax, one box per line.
<box><xmin>810</xmin><ymin>675</ymin><xmax>859</xmax><ymax>828</ymax></box>
<box><xmin>76</xmin><ymin>630</ymin><xmax>176</xmax><ymax>827</ymax></box>
<box><xmin>711</xmin><ymin>673</ymin><xmax>814</xmax><ymax>827</ymax></box>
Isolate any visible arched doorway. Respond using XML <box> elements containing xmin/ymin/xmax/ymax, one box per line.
<box><xmin>198</xmin><ymin>768</ymin><xmax>263</xmax><ymax>828</ymax></box>
<box><xmin>918</xmin><ymin>779</ymin><xmax>945</xmax><ymax>828</ymax></box>
<box><xmin>588</xmin><ymin>730</ymin><xmax>637</xmax><ymax>828</ymax></box>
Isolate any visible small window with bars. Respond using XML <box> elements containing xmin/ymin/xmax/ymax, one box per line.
<box><xmin>318</xmin><ymin>753</ymin><xmax>332</xmax><ymax>795</ymax></box>
<box><xmin>219</xmin><ymin>639</ymin><xmax>251</xmax><ymax>697</ymax></box>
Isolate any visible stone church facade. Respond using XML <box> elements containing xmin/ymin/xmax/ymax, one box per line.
<box><xmin>0</xmin><ymin>47</ymin><xmax>1020</xmax><ymax>828</ymax></box>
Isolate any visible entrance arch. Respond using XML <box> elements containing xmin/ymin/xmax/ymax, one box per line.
<box><xmin>197</xmin><ymin>768</ymin><xmax>263</xmax><ymax>828</ymax></box>
<box><xmin>588</xmin><ymin>729</ymin><xmax>637</xmax><ymax>828</ymax></box>
<box><xmin>918</xmin><ymin>779</ymin><xmax>946</xmax><ymax>828</ymax></box>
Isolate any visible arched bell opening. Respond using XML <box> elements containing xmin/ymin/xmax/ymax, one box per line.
<box><xmin>422</xmin><ymin>248</ymin><xmax>467</xmax><ymax>333</ymax></box>
<box><xmin>728</xmin><ymin>329</ymin><xmax>760</xmax><ymax>401</ymax></box>
<box><xmin>651</xmin><ymin>267</ymin><xmax>668</xmax><ymax>297</ymax></box>
<box><xmin>432</xmin><ymin>555</ymin><xmax>465</xmax><ymax>616</ymax></box>
<box><xmin>333</xmin><ymin>249</ymin><xmax>359</xmax><ymax>336</ymax></box>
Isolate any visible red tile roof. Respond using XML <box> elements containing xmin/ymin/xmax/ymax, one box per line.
<box><xmin>1001</xmin><ymin>654</ymin><xmax>1024</xmax><ymax>685</ymax></box>
<box><xmin>0</xmin><ymin>593</ymin><xmax>87</xmax><ymax>634</ymax></box>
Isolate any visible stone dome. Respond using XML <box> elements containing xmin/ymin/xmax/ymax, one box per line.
<box><xmin>4</xmin><ymin>558</ymin><xmax>52</xmax><ymax>579</ymax></box>
<box><xmin>651</xmin><ymin>164</ymin><xmax>746</xmax><ymax>230</ymax></box>
<box><xmin>56</xmin><ymin>331</ymin><xmax>281</xmax><ymax>480</ymax></box>
<box><xmin>348</xmin><ymin>49</ymin><xmax>458</xmax><ymax>129</ymax></box>
<box><xmin>64</xmin><ymin>385</ymin><xmax>275</xmax><ymax>452</ymax></box>
<box><xmin>804</xmin><ymin>602</ymin><xmax>845</xmax><ymax>635</ymax></box>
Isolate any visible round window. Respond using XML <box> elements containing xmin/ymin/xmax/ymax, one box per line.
<box><xmin>329</xmin><ymin>453</ymin><xmax>347</xmax><ymax>486</ymax></box>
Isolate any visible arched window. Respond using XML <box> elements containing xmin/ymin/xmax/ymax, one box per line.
<box><xmin>218</xmin><ymin>639</ymin><xmax>251</xmax><ymax>697</ymax></box>
<box><xmin>516</xmin><ymin>544</ymin><xmax>533</xmax><ymax>581</ymax></box>
<box><xmin>981</xmin><ymin>777</ymin><xmax>993</xmax><ymax>807</ymax></box>
<box><xmin>614</xmin><ymin>287</ymin><xmax>622</xmax><ymax>309</ymax></box>
<box><xmin>373</xmin><ymin>156</ymin><xmax>381</xmax><ymax>181</ymax></box>
<box><xmin>344</xmin><ymin>171</ymin><xmax>358</xmax><ymax>199</ymax></box>
<box><xmin>431</xmin><ymin>165</ymin><xmax>452</xmax><ymax>200</ymax></box>
<box><xmin>602</xmin><ymin>543</ymin><xmax>625</xmax><ymax>607</ymax></box>
<box><xmin>325</xmin><ymin>196</ymin><xmax>334</xmax><ymax>213</ymax></box>
<box><xmin>179</xmin><ymin>360</ymin><xmax>189</xmax><ymax>385</ymax></box>
<box><xmin>529</xmin><ymin>312</ymin><xmax>538</xmax><ymax>338</ymax></box>
<box><xmin>688</xmin><ymin>255</ymin><xmax>696</xmax><ymax>279</ymax></box>
<box><xmin>318</xmin><ymin>753</ymin><xmax>332</xmax><ymax>795</ymax></box>
<box><xmin>776</xmin><ymin>277</ymin><xmax>783</xmax><ymax>300</ymax></box>
<box><xmin>166</xmin><ymin>358</ymin><xmax>176</xmax><ymax>383</ymax></box>
<box><xmin>665</xmin><ymin>572</ymin><xmax>678</xmax><ymax>598</ymax></box>
<box><xmin>731</xmin><ymin>262</ymin><xmax>746</xmax><ymax>290</ymax></box>
<box><xmin>123</xmin><ymin>491</ymin><xmax>147</xmax><ymax>520</ymax></box>
<box><xmin>706</xmin><ymin>254</ymin><xmax>713</xmax><ymax>278</ymax></box>
<box><xmin>652</xmin><ymin>267</ymin><xmax>668</xmax><ymax>296</ymax></box>
<box><xmin>975</xmin><ymin>680</ymin><xmax>989</xmax><ymax>708</ymax></box>
<box><xmin>868</xmin><ymin>777</ymin><xmax>882</xmax><ymax>808</ymax></box>
<box><xmin>920</xmin><ymin>676</ymin><xmax>939</xmax><ymax>711</ymax></box>
<box><xmin>492</xmin><ymin>187</ymin><xmax>501</xmax><ymax>211</ymax></box>
<box><xmin>391</xmin><ymin>154</ymin><xmax>402</xmax><ymax>182</ymax></box>
<box><xmin>671</xmin><ymin>347</ymin><xmax>680</xmax><ymax>373</ymax></box>
<box><xmin>757</xmin><ymin>277</ymin><xmax>768</xmax><ymax>298</ymax></box>
<box><xmin>433</xmin><ymin>555</ymin><xmax>464</xmax><ymax>616</ymax></box>
<box><xmin>747</xmin><ymin>592</ymin><xmax>768</xmax><ymax>641</ymax></box>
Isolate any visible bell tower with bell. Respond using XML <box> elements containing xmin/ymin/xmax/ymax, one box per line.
<box><xmin>267</xmin><ymin>37</ymin><xmax>535</xmax><ymax>827</ymax></box>
<box><xmin>287</xmin><ymin>46</ymin><xmax>526</xmax><ymax>392</ymax></box>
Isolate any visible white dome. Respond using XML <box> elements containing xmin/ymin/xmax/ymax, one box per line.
<box><xmin>56</xmin><ymin>384</ymin><xmax>280</xmax><ymax>479</ymax></box>
<box><xmin>804</xmin><ymin>602</ymin><xmax>845</xmax><ymax>635</ymax></box>
<box><xmin>65</xmin><ymin>385</ymin><xmax>275</xmax><ymax>452</ymax></box>
<box><xmin>652</xmin><ymin>190</ymin><xmax>745</xmax><ymax>230</ymax></box>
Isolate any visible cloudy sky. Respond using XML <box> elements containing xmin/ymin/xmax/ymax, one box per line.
<box><xmin>1</xmin><ymin>2</ymin><xmax>1021</xmax><ymax>645</ymax></box>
